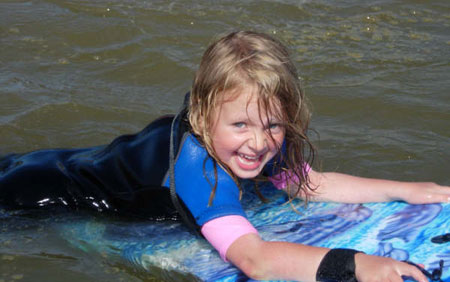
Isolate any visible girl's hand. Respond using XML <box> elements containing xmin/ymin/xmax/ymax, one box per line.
<box><xmin>394</xmin><ymin>182</ymin><xmax>450</xmax><ymax>204</ymax></box>
<box><xmin>355</xmin><ymin>253</ymin><xmax>428</xmax><ymax>282</ymax></box>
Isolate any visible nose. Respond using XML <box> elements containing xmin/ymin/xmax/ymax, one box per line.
<box><xmin>248</xmin><ymin>129</ymin><xmax>268</xmax><ymax>153</ymax></box>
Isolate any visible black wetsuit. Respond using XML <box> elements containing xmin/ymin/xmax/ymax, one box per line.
<box><xmin>0</xmin><ymin>97</ymin><xmax>248</xmax><ymax>230</ymax></box>
<box><xmin>0</xmin><ymin>114</ymin><xmax>185</xmax><ymax>221</ymax></box>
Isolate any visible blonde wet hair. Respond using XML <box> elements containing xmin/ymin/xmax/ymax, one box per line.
<box><xmin>188</xmin><ymin>31</ymin><xmax>316</xmax><ymax>205</ymax></box>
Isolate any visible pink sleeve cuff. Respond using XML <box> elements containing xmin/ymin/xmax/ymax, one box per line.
<box><xmin>269</xmin><ymin>163</ymin><xmax>311</xmax><ymax>190</ymax></box>
<box><xmin>201</xmin><ymin>215</ymin><xmax>258</xmax><ymax>261</ymax></box>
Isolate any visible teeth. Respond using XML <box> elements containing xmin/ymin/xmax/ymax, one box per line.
<box><xmin>239</xmin><ymin>153</ymin><xmax>259</xmax><ymax>161</ymax></box>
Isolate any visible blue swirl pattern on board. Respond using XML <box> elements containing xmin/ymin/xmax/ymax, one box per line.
<box><xmin>377</xmin><ymin>204</ymin><xmax>442</xmax><ymax>242</ymax></box>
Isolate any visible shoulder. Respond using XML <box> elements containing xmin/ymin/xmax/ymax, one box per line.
<box><xmin>178</xmin><ymin>133</ymin><xmax>209</xmax><ymax>162</ymax></box>
<box><xmin>165</xmin><ymin>133</ymin><xmax>247</xmax><ymax>226</ymax></box>
<box><xmin>172</xmin><ymin>133</ymin><xmax>238</xmax><ymax>194</ymax></box>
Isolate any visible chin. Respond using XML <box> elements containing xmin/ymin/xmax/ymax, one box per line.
<box><xmin>231</xmin><ymin>168</ymin><xmax>261</xmax><ymax>179</ymax></box>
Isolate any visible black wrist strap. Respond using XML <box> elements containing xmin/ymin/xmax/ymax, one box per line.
<box><xmin>316</xmin><ymin>248</ymin><xmax>362</xmax><ymax>282</ymax></box>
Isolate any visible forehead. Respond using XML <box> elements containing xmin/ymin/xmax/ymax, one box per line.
<box><xmin>215</xmin><ymin>85</ymin><xmax>282</xmax><ymax>119</ymax></box>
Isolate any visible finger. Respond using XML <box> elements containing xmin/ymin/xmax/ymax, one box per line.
<box><xmin>412</xmin><ymin>196</ymin><xmax>445</xmax><ymax>204</ymax></box>
<box><xmin>426</xmin><ymin>193</ymin><xmax>450</xmax><ymax>203</ymax></box>
<box><xmin>401</xmin><ymin>263</ymin><xmax>428</xmax><ymax>282</ymax></box>
<box><xmin>430</xmin><ymin>192</ymin><xmax>450</xmax><ymax>203</ymax></box>
<box><xmin>420</xmin><ymin>189</ymin><xmax>450</xmax><ymax>203</ymax></box>
<box><xmin>434</xmin><ymin>185</ymin><xmax>450</xmax><ymax>193</ymax></box>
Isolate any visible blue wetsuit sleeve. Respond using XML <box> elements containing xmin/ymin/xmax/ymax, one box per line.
<box><xmin>163</xmin><ymin>134</ymin><xmax>246</xmax><ymax>226</ymax></box>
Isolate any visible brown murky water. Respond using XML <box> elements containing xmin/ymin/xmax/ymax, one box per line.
<box><xmin>1</xmin><ymin>0</ymin><xmax>449</xmax><ymax>281</ymax></box>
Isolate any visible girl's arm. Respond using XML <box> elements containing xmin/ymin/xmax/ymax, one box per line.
<box><xmin>260</xmin><ymin>169</ymin><xmax>447</xmax><ymax>281</ymax></box>
<box><xmin>228</xmin><ymin>233</ymin><xmax>328</xmax><ymax>281</ymax></box>
<box><xmin>226</xmin><ymin>233</ymin><xmax>428</xmax><ymax>282</ymax></box>
<box><xmin>304</xmin><ymin>169</ymin><xmax>450</xmax><ymax>204</ymax></box>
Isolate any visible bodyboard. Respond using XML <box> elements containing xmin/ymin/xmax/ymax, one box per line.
<box><xmin>1</xmin><ymin>184</ymin><xmax>449</xmax><ymax>281</ymax></box>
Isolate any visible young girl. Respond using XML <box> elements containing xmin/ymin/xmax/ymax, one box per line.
<box><xmin>0</xmin><ymin>31</ymin><xmax>449</xmax><ymax>282</ymax></box>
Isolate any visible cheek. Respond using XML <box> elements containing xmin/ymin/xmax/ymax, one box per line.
<box><xmin>270</xmin><ymin>133</ymin><xmax>285</xmax><ymax>151</ymax></box>
<box><xmin>213</xmin><ymin>137</ymin><xmax>248</xmax><ymax>164</ymax></box>
<box><xmin>215</xmin><ymin>135</ymin><xmax>241</xmax><ymax>152</ymax></box>
<box><xmin>212</xmin><ymin>131</ymin><xmax>236</xmax><ymax>153</ymax></box>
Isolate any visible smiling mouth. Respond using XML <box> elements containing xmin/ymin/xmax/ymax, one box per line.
<box><xmin>236</xmin><ymin>153</ymin><xmax>263</xmax><ymax>170</ymax></box>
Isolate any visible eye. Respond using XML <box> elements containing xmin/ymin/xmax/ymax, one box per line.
<box><xmin>267</xmin><ymin>123</ymin><xmax>281</xmax><ymax>132</ymax></box>
<box><xmin>233</xmin><ymin>122</ymin><xmax>246</xmax><ymax>128</ymax></box>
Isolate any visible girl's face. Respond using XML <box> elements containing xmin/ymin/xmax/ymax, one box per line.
<box><xmin>209</xmin><ymin>86</ymin><xmax>285</xmax><ymax>179</ymax></box>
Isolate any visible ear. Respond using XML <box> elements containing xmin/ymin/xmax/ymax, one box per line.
<box><xmin>189</xmin><ymin>109</ymin><xmax>207</xmax><ymax>137</ymax></box>
<box><xmin>197</xmin><ymin>111</ymin><xmax>207</xmax><ymax>133</ymax></box>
